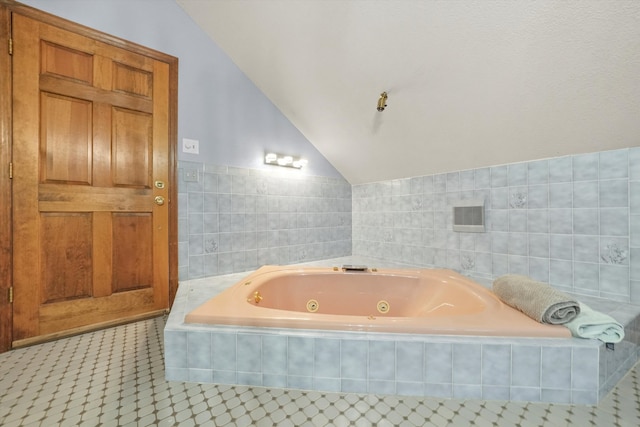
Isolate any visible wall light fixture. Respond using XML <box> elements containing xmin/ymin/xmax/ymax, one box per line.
<box><xmin>264</xmin><ymin>152</ymin><xmax>308</xmax><ymax>169</ymax></box>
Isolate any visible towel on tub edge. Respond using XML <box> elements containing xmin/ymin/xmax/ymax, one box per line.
<box><xmin>492</xmin><ymin>274</ymin><xmax>580</xmax><ymax>324</ymax></box>
<box><xmin>564</xmin><ymin>302</ymin><xmax>624</xmax><ymax>344</ymax></box>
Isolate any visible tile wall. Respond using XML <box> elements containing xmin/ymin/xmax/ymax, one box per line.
<box><xmin>353</xmin><ymin>148</ymin><xmax>640</xmax><ymax>303</ymax></box>
<box><xmin>178</xmin><ymin>162</ymin><xmax>352</xmax><ymax>280</ymax></box>
<box><xmin>166</xmin><ymin>325</ymin><xmax>605</xmax><ymax>404</ymax></box>
<box><xmin>179</xmin><ymin>148</ymin><xmax>640</xmax><ymax>302</ymax></box>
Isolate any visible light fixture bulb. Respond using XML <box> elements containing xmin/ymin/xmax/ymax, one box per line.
<box><xmin>264</xmin><ymin>152</ymin><xmax>307</xmax><ymax>169</ymax></box>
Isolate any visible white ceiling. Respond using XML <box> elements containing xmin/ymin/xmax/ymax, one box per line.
<box><xmin>176</xmin><ymin>0</ymin><xmax>640</xmax><ymax>184</ymax></box>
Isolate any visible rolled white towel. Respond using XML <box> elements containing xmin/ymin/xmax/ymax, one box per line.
<box><xmin>564</xmin><ymin>303</ymin><xmax>625</xmax><ymax>344</ymax></box>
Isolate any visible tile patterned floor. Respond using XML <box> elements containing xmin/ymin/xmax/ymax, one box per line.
<box><xmin>1</xmin><ymin>316</ymin><xmax>639</xmax><ymax>426</ymax></box>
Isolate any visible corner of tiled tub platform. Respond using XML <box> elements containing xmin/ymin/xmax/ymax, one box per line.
<box><xmin>598</xmin><ymin>301</ymin><xmax>640</xmax><ymax>400</ymax></box>
<box><xmin>164</xmin><ymin>273</ymin><xmax>640</xmax><ymax>406</ymax></box>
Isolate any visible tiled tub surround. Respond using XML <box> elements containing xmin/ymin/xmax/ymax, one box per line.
<box><xmin>353</xmin><ymin>148</ymin><xmax>640</xmax><ymax>304</ymax></box>
<box><xmin>178</xmin><ymin>162</ymin><xmax>352</xmax><ymax>280</ymax></box>
<box><xmin>165</xmin><ymin>257</ymin><xmax>640</xmax><ymax>405</ymax></box>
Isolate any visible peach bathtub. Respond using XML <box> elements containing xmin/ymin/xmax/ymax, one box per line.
<box><xmin>185</xmin><ymin>266</ymin><xmax>571</xmax><ymax>338</ymax></box>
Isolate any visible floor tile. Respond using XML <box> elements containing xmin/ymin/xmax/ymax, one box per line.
<box><xmin>0</xmin><ymin>316</ymin><xmax>639</xmax><ymax>426</ymax></box>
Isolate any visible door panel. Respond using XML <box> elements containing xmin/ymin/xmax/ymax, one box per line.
<box><xmin>41</xmin><ymin>40</ymin><xmax>93</xmax><ymax>84</ymax></box>
<box><xmin>40</xmin><ymin>92</ymin><xmax>93</xmax><ymax>184</ymax></box>
<box><xmin>112</xmin><ymin>213</ymin><xmax>153</xmax><ymax>293</ymax></box>
<box><xmin>12</xmin><ymin>12</ymin><xmax>173</xmax><ymax>343</ymax></box>
<box><xmin>112</xmin><ymin>107</ymin><xmax>152</xmax><ymax>187</ymax></box>
<box><xmin>40</xmin><ymin>213</ymin><xmax>93</xmax><ymax>304</ymax></box>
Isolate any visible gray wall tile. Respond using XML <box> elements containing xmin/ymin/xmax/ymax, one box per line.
<box><xmin>549</xmin><ymin>183</ymin><xmax>573</xmax><ymax>208</ymax></box>
<box><xmin>187</xmin><ymin>332</ymin><xmax>211</xmax><ymax>369</ymax></box>
<box><xmin>528</xmin><ymin>209</ymin><xmax>549</xmax><ymax>233</ymax></box>
<box><xmin>573</xmin><ymin>262</ymin><xmax>599</xmax><ymax>292</ymax></box>
<box><xmin>549</xmin><ymin>157</ymin><xmax>572</xmax><ymax>183</ymax></box>
<box><xmin>549</xmin><ymin>259</ymin><xmax>573</xmax><ymax>286</ymax></box>
<box><xmin>599</xmin><ymin>265</ymin><xmax>630</xmax><ymax>295</ymax></box>
<box><xmin>511</xmin><ymin>386</ymin><xmax>541</xmax><ymax>402</ymax></box>
<box><xmin>573</xmin><ymin>181</ymin><xmax>598</xmax><ymax>208</ymax></box>
<box><xmin>550</xmin><ymin>234</ymin><xmax>573</xmax><ymax>260</ymax></box>
<box><xmin>314</xmin><ymin>339</ymin><xmax>341</xmax><ymax>378</ymax></box>
<box><xmin>600</xmin><ymin>208</ymin><xmax>629</xmax><ymax>236</ymax></box>
<box><xmin>288</xmin><ymin>337</ymin><xmax>313</xmax><ymax>376</ymax></box>
<box><xmin>572</xmin><ymin>153</ymin><xmax>599</xmax><ymax>181</ymax></box>
<box><xmin>165</xmin><ymin>331</ymin><xmax>187</xmax><ymax>368</ymax></box>
<box><xmin>237</xmin><ymin>334</ymin><xmax>261</xmax><ymax>373</ymax></box>
<box><xmin>528</xmin><ymin>185</ymin><xmax>548</xmax><ymax>209</ymax></box>
<box><xmin>528</xmin><ymin>257</ymin><xmax>549</xmax><ymax>282</ymax></box>
<box><xmin>528</xmin><ymin>160</ymin><xmax>549</xmax><ymax>185</ymax></box>
<box><xmin>599</xmin><ymin>180</ymin><xmax>628</xmax><ymax>208</ymax></box>
<box><xmin>512</xmin><ymin>346</ymin><xmax>541</xmax><ymax>387</ymax></box>
<box><xmin>262</xmin><ymin>336</ymin><xmax>287</xmax><ymax>375</ymax></box>
<box><xmin>424</xmin><ymin>343</ymin><xmax>452</xmax><ymax>384</ymax></box>
<box><xmin>541</xmin><ymin>347</ymin><xmax>571</xmax><ymax>389</ymax></box>
<box><xmin>549</xmin><ymin>209</ymin><xmax>573</xmax><ymax>234</ymax></box>
<box><xmin>574</xmin><ymin>209</ymin><xmax>599</xmax><ymax>235</ymax></box>
<box><xmin>572</xmin><ymin>348</ymin><xmax>599</xmax><ymax>390</ymax></box>
<box><xmin>491</xmin><ymin>166</ymin><xmax>508</xmax><ymax>187</ymax></box>
<box><xmin>474</xmin><ymin>168</ymin><xmax>491</xmax><ymax>189</ymax></box>
<box><xmin>508</xmin><ymin>163</ymin><xmax>528</xmax><ymax>186</ymax></box>
<box><xmin>574</xmin><ymin>235</ymin><xmax>599</xmax><ymax>263</ymax></box>
<box><xmin>509</xmin><ymin>210</ymin><xmax>528</xmax><ymax>232</ymax></box>
<box><xmin>452</xmin><ymin>344</ymin><xmax>482</xmax><ymax>385</ymax></box>
<box><xmin>396</xmin><ymin>342</ymin><xmax>424</xmax><ymax>382</ymax></box>
<box><xmin>600</xmin><ymin>149</ymin><xmax>628</xmax><ymax>179</ymax></box>
<box><xmin>212</xmin><ymin>334</ymin><xmax>236</xmax><ymax>371</ymax></box>
<box><xmin>481</xmin><ymin>344</ymin><xmax>511</xmax><ymax>386</ymax></box>
<box><xmin>341</xmin><ymin>340</ymin><xmax>368</xmax><ymax>380</ymax></box>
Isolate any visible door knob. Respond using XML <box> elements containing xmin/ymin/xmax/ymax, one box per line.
<box><xmin>154</xmin><ymin>196</ymin><xmax>165</xmax><ymax>206</ymax></box>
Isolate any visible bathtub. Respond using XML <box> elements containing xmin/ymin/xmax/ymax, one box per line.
<box><xmin>185</xmin><ymin>265</ymin><xmax>570</xmax><ymax>338</ymax></box>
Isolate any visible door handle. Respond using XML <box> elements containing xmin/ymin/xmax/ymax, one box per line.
<box><xmin>154</xmin><ymin>196</ymin><xmax>165</xmax><ymax>206</ymax></box>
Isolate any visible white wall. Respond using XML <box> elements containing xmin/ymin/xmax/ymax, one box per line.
<box><xmin>18</xmin><ymin>0</ymin><xmax>343</xmax><ymax>179</ymax></box>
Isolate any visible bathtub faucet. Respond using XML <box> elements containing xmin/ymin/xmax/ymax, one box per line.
<box><xmin>252</xmin><ymin>291</ymin><xmax>262</xmax><ymax>303</ymax></box>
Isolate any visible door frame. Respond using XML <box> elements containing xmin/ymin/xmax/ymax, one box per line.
<box><xmin>0</xmin><ymin>3</ymin><xmax>12</xmax><ymax>353</ymax></box>
<box><xmin>0</xmin><ymin>0</ymin><xmax>179</xmax><ymax>353</ymax></box>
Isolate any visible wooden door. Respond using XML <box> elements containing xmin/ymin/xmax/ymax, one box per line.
<box><xmin>11</xmin><ymin>12</ymin><xmax>176</xmax><ymax>345</ymax></box>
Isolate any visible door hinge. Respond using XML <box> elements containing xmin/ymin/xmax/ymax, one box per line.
<box><xmin>8</xmin><ymin>38</ymin><xmax>12</xmax><ymax>55</ymax></box>
<box><xmin>8</xmin><ymin>287</ymin><xmax>13</xmax><ymax>304</ymax></box>
<box><xmin>9</xmin><ymin>162</ymin><xmax>12</xmax><ymax>179</ymax></box>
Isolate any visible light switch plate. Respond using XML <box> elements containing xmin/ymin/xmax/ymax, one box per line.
<box><xmin>182</xmin><ymin>138</ymin><xmax>199</xmax><ymax>154</ymax></box>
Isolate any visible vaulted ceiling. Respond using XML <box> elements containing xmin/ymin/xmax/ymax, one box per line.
<box><xmin>177</xmin><ymin>0</ymin><xmax>640</xmax><ymax>184</ymax></box>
